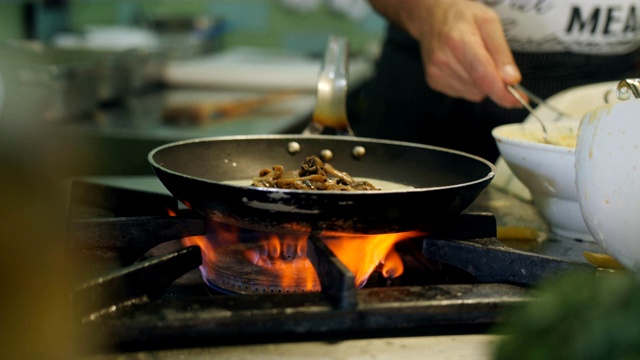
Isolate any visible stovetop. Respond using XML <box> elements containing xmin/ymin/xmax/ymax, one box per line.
<box><xmin>67</xmin><ymin>176</ymin><xmax>603</xmax><ymax>357</ymax></box>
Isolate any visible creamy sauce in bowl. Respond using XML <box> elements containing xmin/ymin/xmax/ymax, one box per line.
<box><xmin>494</xmin><ymin>122</ymin><xmax>579</xmax><ymax>149</ymax></box>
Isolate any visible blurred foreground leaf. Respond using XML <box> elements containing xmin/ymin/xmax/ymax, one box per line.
<box><xmin>492</xmin><ymin>270</ymin><xmax>640</xmax><ymax>360</ymax></box>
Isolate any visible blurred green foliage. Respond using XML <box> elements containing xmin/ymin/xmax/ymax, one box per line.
<box><xmin>492</xmin><ymin>269</ymin><xmax>640</xmax><ymax>360</ymax></box>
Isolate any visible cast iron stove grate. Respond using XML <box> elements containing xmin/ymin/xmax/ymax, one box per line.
<box><xmin>66</xmin><ymin>178</ymin><xmax>592</xmax><ymax>352</ymax></box>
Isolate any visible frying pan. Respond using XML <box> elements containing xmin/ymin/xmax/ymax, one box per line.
<box><xmin>148</xmin><ymin>134</ymin><xmax>496</xmax><ymax>234</ymax></box>
<box><xmin>149</xmin><ymin>36</ymin><xmax>495</xmax><ymax>234</ymax></box>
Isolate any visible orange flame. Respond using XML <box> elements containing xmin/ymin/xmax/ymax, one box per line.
<box><xmin>182</xmin><ymin>235</ymin><xmax>215</xmax><ymax>260</ymax></box>
<box><xmin>170</xmin><ymin>204</ymin><xmax>427</xmax><ymax>291</ymax></box>
<box><xmin>243</xmin><ymin>233</ymin><xmax>318</xmax><ymax>291</ymax></box>
<box><xmin>181</xmin><ymin>222</ymin><xmax>241</xmax><ymax>262</ymax></box>
<box><xmin>323</xmin><ymin>230</ymin><xmax>425</xmax><ymax>287</ymax></box>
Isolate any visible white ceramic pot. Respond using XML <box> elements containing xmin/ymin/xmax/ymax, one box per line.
<box><xmin>575</xmin><ymin>100</ymin><xmax>640</xmax><ymax>272</ymax></box>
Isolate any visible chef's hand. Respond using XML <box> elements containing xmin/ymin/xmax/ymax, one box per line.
<box><xmin>368</xmin><ymin>0</ymin><xmax>523</xmax><ymax>108</ymax></box>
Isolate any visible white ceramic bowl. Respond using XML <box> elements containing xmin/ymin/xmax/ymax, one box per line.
<box><xmin>492</xmin><ymin>121</ymin><xmax>592</xmax><ymax>241</ymax></box>
<box><xmin>576</xmin><ymin>100</ymin><xmax>640</xmax><ymax>271</ymax></box>
<box><xmin>491</xmin><ymin>81</ymin><xmax>624</xmax><ymax>241</ymax></box>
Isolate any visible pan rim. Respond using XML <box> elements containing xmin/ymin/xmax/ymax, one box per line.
<box><xmin>148</xmin><ymin>134</ymin><xmax>497</xmax><ymax>194</ymax></box>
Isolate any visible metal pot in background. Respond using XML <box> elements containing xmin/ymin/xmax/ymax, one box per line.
<box><xmin>0</xmin><ymin>40</ymin><xmax>161</xmax><ymax>123</ymax></box>
<box><xmin>146</xmin><ymin>15</ymin><xmax>227</xmax><ymax>60</ymax></box>
<box><xmin>30</xmin><ymin>44</ymin><xmax>146</xmax><ymax>103</ymax></box>
<box><xmin>55</xmin><ymin>47</ymin><xmax>131</xmax><ymax>102</ymax></box>
<box><xmin>0</xmin><ymin>40</ymin><xmax>100</xmax><ymax>123</ymax></box>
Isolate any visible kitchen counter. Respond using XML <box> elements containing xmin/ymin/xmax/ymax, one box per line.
<box><xmin>87</xmin><ymin>334</ymin><xmax>502</xmax><ymax>360</ymax></box>
<box><xmin>62</xmin><ymin>88</ymin><xmax>317</xmax><ymax>140</ymax></box>
<box><xmin>47</xmin><ymin>87</ymin><xmax>317</xmax><ymax>176</ymax></box>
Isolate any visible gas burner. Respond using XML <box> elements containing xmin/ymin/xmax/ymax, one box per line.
<box><xmin>190</xmin><ymin>224</ymin><xmax>431</xmax><ymax>295</ymax></box>
<box><xmin>66</xmin><ymin>177</ymin><xmax>601</xmax><ymax>352</ymax></box>
<box><xmin>199</xmin><ymin>240</ymin><xmax>321</xmax><ymax>294</ymax></box>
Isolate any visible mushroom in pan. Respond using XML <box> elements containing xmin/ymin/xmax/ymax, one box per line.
<box><xmin>252</xmin><ymin>156</ymin><xmax>379</xmax><ymax>191</ymax></box>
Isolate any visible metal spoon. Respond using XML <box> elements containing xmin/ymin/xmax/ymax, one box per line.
<box><xmin>511</xmin><ymin>83</ymin><xmax>572</xmax><ymax>122</ymax></box>
<box><xmin>507</xmin><ymin>84</ymin><xmax>554</xmax><ymax>144</ymax></box>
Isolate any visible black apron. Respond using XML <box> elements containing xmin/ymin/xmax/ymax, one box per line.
<box><xmin>349</xmin><ymin>24</ymin><xmax>640</xmax><ymax>163</ymax></box>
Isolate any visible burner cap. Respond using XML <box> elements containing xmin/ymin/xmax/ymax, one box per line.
<box><xmin>200</xmin><ymin>242</ymin><xmax>321</xmax><ymax>294</ymax></box>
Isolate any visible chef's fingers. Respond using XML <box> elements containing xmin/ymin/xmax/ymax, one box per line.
<box><xmin>429</xmin><ymin>71</ymin><xmax>485</xmax><ymax>102</ymax></box>
<box><xmin>429</xmin><ymin>47</ymin><xmax>521</xmax><ymax>107</ymax></box>
<box><xmin>422</xmin><ymin>25</ymin><xmax>497</xmax><ymax>102</ymax></box>
<box><xmin>478</xmin><ymin>15</ymin><xmax>523</xmax><ymax>107</ymax></box>
<box><xmin>426</xmin><ymin>6</ymin><xmax>521</xmax><ymax>107</ymax></box>
<box><xmin>427</xmin><ymin>65</ymin><xmax>485</xmax><ymax>102</ymax></box>
<box><xmin>440</xmin><ymin>35</ymin><xmax>520</xmax><ymax>106</ymax></box>
<box><xmin>458</xmin><ymin>44</ymin><xmax>511</xmax><ymax>104</ymax></box>
<box><xmin>425</xmin><ymin>49</ymin><xmax>486</xmax><ymax>102</ymax></box>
